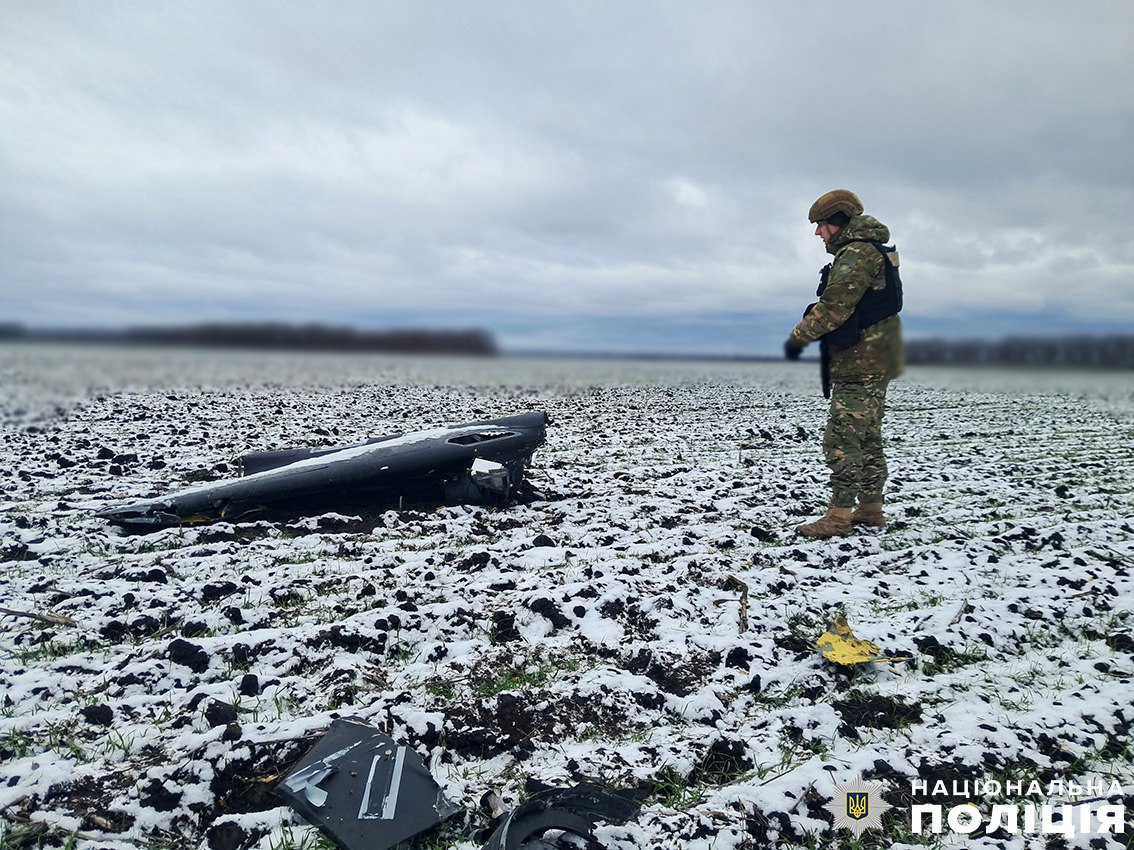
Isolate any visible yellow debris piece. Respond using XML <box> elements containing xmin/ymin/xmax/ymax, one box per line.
<box><xmin>816</xmin><ymin>615</ymin><xmax>911</xmax><ymax>665</ymax></box>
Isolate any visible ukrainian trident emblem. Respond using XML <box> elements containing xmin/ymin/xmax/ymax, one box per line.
<box><xmin>823</xmin><ymin>775</ymin><xmax>892</xmax><ymax>837</ymax></box>
<box><xmin>846</xmin><ymin>791</ymin><xmax>869</xmax><ymax>820</ymax></box>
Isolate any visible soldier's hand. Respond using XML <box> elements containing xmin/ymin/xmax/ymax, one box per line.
<box><xmin>784</xmin><ymin>339</ymin><xmax>804</xmax><ymax>361</ymax></box>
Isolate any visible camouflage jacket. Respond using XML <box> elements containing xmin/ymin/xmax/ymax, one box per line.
<box><xmin>790</xmin><ymin>214</ymin><xmax>904</xmax><ymax>381</ymax></box>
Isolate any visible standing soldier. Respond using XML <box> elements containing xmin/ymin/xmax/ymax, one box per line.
<box><xmin>784</xmin><ymin>189</ymin><xmax>904</xmax><ymax>538</ymax></box>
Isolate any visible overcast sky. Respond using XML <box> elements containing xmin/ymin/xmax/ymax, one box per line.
<box><xmin>2</xmin><ymin>2</ymin><xmax>1132</xmax><ymax>355</ymax></box>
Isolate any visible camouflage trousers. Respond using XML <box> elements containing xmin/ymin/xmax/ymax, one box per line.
<box><xmin>823</xmin><ymin>378</ymin><xmax>890</xmax><ymax>508</ymax></box>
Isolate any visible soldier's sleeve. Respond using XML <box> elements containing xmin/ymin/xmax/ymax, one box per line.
<box><xmin>790</xmin><ymin>244</ymin><xmax>883</xmax><ymax>345</ymax></box>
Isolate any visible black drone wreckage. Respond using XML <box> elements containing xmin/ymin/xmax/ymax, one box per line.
<box><xmin>96</xmin><ymin>412</ymin><xmax>549</xmax><ymax>530</ymax></box>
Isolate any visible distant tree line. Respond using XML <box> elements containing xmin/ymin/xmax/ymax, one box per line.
<box><xmin>0</xmin><ymin>322</ymin><xmax>498</xmax><ymax>355</ymax></box>
<box><xmin>5</xmin><ymin>322</ymin><xmax>1131</xmax><ymax>366</ymax></box>
<box><xmin>905</xmin><ymin>335</ymin><xmax>1134</xmax><ymax>369</ymax></box>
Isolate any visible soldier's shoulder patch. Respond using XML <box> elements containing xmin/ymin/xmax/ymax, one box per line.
<box><xmin>838</xmin><ymin>242</ymin><xmax>885</xmax><ymax>273</ymax></box>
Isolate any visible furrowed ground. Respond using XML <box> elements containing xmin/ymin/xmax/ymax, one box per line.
<box><xmin>1</xmin><ymin>347</ymin><xmax>1132</xmax><ymax>850</ymax></box>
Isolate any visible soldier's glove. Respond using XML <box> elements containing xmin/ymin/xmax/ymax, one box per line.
<box><xmin>784</xmin><ymin>339</ymin><xmax>804</xmax><ymax>361</ymax></box>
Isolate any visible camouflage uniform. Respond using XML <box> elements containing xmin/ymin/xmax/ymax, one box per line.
<box><xmin>789</xmin><ymin>214</ymin><xmax>904</xmax><ymax>508</ymax></box>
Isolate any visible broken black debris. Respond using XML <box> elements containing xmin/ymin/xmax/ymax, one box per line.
<box><xmin>276</xmin><ymin>717</ymin><xmax>458</xmax><ymax>850</ymax></box>
<box><xmin>97</xmin><ymin>412</ymin><xmax>549</xmax><ymax>530</ymax></box>
<box><xmin>481</xmin><ymin>784</ymin><xmax>642</xmax><ymax>850</ymax></box>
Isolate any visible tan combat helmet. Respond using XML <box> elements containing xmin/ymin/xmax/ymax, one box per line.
<box><xmin>808</xmin><ymin>189</ymin><xmax>864</xmax><ymax>223</ymax></box>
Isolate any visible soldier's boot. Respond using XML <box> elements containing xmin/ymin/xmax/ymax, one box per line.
<box><xmin>851</xmin><ymin>502</ymin><xmax>886</xmax><ymax>528</ymax></box>
<box><xmin>794</xmin><ymin>506</ymin><xmax>853</xmax><ymax>539</ymax></box>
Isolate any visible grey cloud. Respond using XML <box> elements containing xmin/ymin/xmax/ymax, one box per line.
<box><xmin>2</xmin><ymin>2</ymin><xmax>1132</xmax><ymax>352</ymax></box>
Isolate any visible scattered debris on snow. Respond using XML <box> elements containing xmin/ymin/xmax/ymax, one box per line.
<box><xmin>816</xmin><ymin>615</ymin><xmax>911</xmax><ymax>665</ymax></box>
<box><xmin>1</xmin><ymin>347</ymin><xmax>1132</xmax><ymax>849</ymax></box>
<box><xmin>277</xmin><ymin>717</ymin><xmax>458</xmax><ymax>850</ymax></box>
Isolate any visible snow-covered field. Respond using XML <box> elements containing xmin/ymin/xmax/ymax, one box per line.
<box><xmin>1</xmin><ymin>344</ymin><xmax>1132</xmax><ymax>850</ymax></box>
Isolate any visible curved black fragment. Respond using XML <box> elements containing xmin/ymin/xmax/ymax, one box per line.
<box><xmin>96</xmin><ymin>412</ymin><xmax>548</xmax><ymax>530</ymax></box>
<box><xmin>481</xmin><ymin>784</ymin><xmax>641</xmax><ymax>850</ymax></box>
